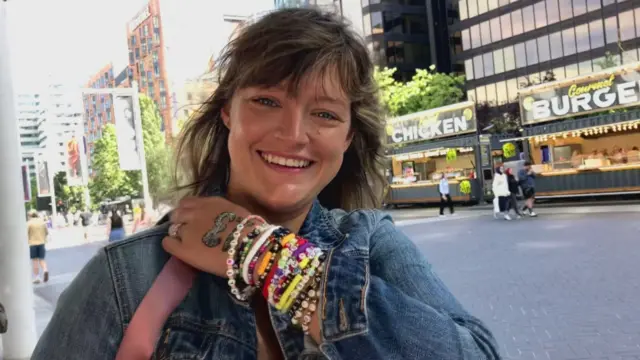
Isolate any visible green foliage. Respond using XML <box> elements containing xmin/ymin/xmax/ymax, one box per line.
<box><xmin>594</xmin><ymin>51</ymin><xmax>620</xmax><ymax>70</ymax></box>
<box><xmin>88</xmin><ymin>124</ymin><xmax>141</xmax><ymax>203</ymax></box>
<box><xmin>52</xmin><ymin>172</ymin><xmax>87</xmax><ymax>212</ymax></box>
<box><xmin>374</xmin><ymin>66</ymin><xmax>465</xmax><ymax>117</ymax></box>
<box><xmin>24</xmin><ymin>175</ymin><xmax>38</xmax><ymax>212</ymax></box>
<box><xmin>139</xmin><ymin>94</ymin><xmax>174</xmax><ymax>205</ymax></box>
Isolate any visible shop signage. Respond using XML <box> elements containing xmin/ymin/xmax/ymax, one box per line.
<box><xmin>520</xmin><ymin>63</ymin><xmax>640</xmax><ymax>124</ymax></box>
<box><xmin>385</xmin><ymin>101</ymin><xmax>477</xmax><ymax>145</ymax></box>
<box><xmin>502</xmin><ymin>143</ymin><xmax>516</xmax><ymax>159</ymax></box>
<box><xmin>128</xmin><ymin>5</ymin><xmax>151</xmax><ymax>32</ymax></box>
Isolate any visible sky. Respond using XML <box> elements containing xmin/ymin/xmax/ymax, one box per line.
<box><xmin>7</xmin><ymin>0</ymin><xmax>274</xmax><ymax>91</ymax></box>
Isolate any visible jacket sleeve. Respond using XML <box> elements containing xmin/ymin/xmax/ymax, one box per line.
<box><xmin>317</xmin><ymin>212</ymin><xmax>500</xmax><ymax>360</ymax></box>
<box><xmin>32</xmin><ymin>249</ymin><xmax>123</xmax><ymax>359</ymax></box>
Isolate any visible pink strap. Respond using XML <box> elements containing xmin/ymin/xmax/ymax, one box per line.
<box><xmin>116</xmin><ymin>257</ymin><xmax>197</xmax><ymax>360</ymax></box>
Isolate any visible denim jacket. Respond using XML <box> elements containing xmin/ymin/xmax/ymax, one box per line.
<box><xmin>33</xmin><ymin>200</ymin><xmax>500</xmax><ymax>359</ymax></box>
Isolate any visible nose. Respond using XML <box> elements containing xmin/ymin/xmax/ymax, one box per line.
<box><xmin>275</xmin><ymin>107</ymin><xmax>310</xmax><ymax>145</ymax></box>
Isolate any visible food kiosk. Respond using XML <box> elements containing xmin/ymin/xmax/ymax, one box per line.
<box><xmin>505</xmin><ymin>63</ymin><xmax>640</xmax><ymax>198</ymax></box>
<box><xmin>384</xmin><ymin>101</ymin><xmax>483</xmax><ymax>205</ymax></box>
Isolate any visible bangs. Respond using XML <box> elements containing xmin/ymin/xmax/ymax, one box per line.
<box><xmin>215</xmin><ymin>10</ymin><xmax>369</xmax><ymax>103</ymax></box>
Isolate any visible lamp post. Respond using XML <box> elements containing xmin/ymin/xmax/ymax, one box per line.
<box><xmin>0</xmin><ymin>1</ymin><xmax>38</xmax><ymax>359</ymax></box>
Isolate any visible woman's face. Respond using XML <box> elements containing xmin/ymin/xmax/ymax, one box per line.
<box><xmin>222</xmin><ymin>71</ymin><xmax>353</xmax><ymax>212</ymax></box>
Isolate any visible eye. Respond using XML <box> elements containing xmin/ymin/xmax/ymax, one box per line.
<box><xmin>252</xmin><ymin>97</ymin><xmax>279</xmax><ymax>107</ymax></box>
<box><xmin>314</xmin><ymin>111</ymin><xmax>339</xmax><ymax>121</ymax></box>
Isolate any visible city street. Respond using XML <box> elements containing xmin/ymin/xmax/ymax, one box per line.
<box><xmin>20</xmin><ymin>206</ymin><xmax>640</xmax><ymax>359</ymax></box>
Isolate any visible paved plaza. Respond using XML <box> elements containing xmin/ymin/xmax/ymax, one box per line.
<box><xmin>5</xmin><ymin>205</ymin><xmax>640</xmax><ymax>359</ymax></box>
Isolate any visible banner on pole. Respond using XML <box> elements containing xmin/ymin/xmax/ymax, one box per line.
<box><xmin>113</xmin><ymin>95</ymin><xmax>142</xmax><ymax>170</ymax></box>
<box><xmin>66</xmin><ymin>135</ymin><xmax>84</xmax><ymax>186</ymax></box>
<box><xmin>22</xmin><ymin>164</ymin><xmax>31</xmax><ymax>202</ymax></box>
<box><xmin>36</xmin><ymin>158</ymin><xmax>52</xmax><ymax>197</ymax></box>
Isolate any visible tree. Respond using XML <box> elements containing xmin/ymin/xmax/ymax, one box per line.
<box><xmin>594</xmin><ymin>51</ymin><xmax>620</xmax><ymax>70</ymax></box>
<box><xmin>88</xmin><ymin>124</ymin><xmax>141</xmax><ymax>203</ymax></box>
<box><xmin>24</xmin><ymin>175</ymin><xmax>38</xmax><ymax>213</ymax></box>
<box><xmin>139</xmin><ymin>94</ymin><xmax>174</xmax><ymax>205</ymax></box>
<box><xmin>374</xmin><ymin>66</ymin><xmax>465</xmax><ymax>117</ymax></box>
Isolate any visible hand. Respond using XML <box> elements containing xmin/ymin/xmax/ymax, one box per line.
<box><xmin>442</xmin><ymin>195</ymin><xmax>446</xmax><ymax>200</ymax></box>
<box><xmin>163</xmin><ymin>196</ymin><xmax>252</xmax><ymax>278</ymax></box>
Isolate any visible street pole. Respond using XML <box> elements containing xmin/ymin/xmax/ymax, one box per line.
<box><xmin>0</xmin><ymin>1</ymin><xmax>38</xmax><ymax>359</ymax></box>
<box><xmin>131</xmin><ymin>82</ymin><xmax>152</xmax><ymax>209</ymax></box>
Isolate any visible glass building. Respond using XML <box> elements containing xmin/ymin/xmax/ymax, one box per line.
<box><xmin>450</xmin><ymin>0</ymin><xmax>640</xmax><ymax>107</ymax></box>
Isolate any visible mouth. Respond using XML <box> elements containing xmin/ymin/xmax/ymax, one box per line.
<box><xmin>258</xmin><ymin>151</ymin><xmax>314</xmax><ymax>171</ymax></box>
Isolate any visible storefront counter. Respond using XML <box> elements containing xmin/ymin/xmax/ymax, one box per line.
<box><xmin>536</xmin><ymin>165</ymin><xmax>640</xmax><ymax>197</ymax></box>
<box><xmin>387</xmin><ymin>179</ymin><xmax>481</xmax><ymax>205</ymax></box>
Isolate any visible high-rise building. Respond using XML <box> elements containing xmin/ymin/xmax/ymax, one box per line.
<box><xmin>451</xmin><ymin>0</ymin><xmax>640</xmax><ymax>109</ymax></box>
<box><xmin>276</xmin><ymin>1</ymin><xmax>453</xmax><ymax>80</ymax></box>
<box><xmin>16</xmin><ymin>92</ymin><xmax>46</xmax><ymax>177</ymax></box>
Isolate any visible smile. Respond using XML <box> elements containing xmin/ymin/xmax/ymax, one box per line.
<box><xmin>258</xmin><ymin>151</ymin><xmax>313</xmax><ymax>169</ymax></box>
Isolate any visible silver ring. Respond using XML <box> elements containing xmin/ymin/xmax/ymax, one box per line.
<box><xmin>168</xmin><ymin>223</ymin><xmax>184</xmax><ymax>239</ymax></box>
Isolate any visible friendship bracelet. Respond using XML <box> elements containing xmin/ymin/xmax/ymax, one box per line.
<box><xmin>242</xmin><ymin>225</ymin><xmax>278</xmax><ymax>284</ymax></box>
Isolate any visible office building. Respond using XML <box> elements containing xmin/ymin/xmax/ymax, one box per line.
<box><xmin>451</xmin><ymin>0</ymin><xmax>640</xmax><ymax>108</ymax></box>
<box><xmin>16</xmin><ymin>93</ymin><xmax>46</xmax><ymax>177</ymax></box>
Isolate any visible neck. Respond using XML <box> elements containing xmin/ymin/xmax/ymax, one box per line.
<box><xmin>226</xmin><ymin>186</ymin><xmax>311</xmax><ymax>234</ymax></box>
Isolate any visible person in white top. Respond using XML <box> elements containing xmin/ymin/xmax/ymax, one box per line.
<box><xmin>492</xmin><ymin>166</ymin><xmax>512</xmax><ymax>220</ymax></box>
<box><xmin>438</xmin><ymin>173</ymin><xmax>454</xmax><ymax>216</ymax></box>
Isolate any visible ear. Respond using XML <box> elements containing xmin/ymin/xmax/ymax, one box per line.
<box><xmin>343</xmin><ymin>131</ymin><xmax>354</xmax><ymax>153</ymax></box>
<box><xmin>221</xmin><ymin>103</ymin><xmax>231</xmax><ymax>129</ymax></box>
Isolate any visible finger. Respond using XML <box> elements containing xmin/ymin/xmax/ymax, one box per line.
<box><xmin>162</xmin><ymin>236</ymin><xmax>185</xmax><ymax>257</ymax></box>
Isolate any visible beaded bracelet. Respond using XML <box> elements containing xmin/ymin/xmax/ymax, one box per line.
<box><xmin>242</xmin><ymin>225</ymin><xmax>278</xmax><ymax>285</ymax></box>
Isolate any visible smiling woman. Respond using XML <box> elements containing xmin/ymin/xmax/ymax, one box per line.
<box><xmin>32</xmin><ymin>8</ymin><xmax>500</xmax><ymax>360</ymax></box>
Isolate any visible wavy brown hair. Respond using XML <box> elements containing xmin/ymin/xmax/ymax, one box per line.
<box><xmin>174</xmin><ymin>8</ymin><xmax>386</xmax><ymax>210</ymax></box>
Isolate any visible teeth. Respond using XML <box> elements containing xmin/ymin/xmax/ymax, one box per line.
<box><xmin>261</xmin><ymin>153</ymin><xmax>310</xmax><ymax>168</ymax></box>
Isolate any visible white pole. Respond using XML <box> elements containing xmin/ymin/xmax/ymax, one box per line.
<box><xmin>131</xmin><ymin>82</ymin><xmax>152</xmax><ymax>209</ymax></box>
<box><xmin>49</xmin><ymin>170</ymin><xmax>58</xmax><ymax>226</ymax></box>
<box><xmin>0</xmin><ymin>1</ymin><xmax>38</xmax><ymax>359</ymax></box>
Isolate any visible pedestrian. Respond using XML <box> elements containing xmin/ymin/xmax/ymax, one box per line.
<box><xmin>492</xmin><ymin>166</ymin><xmax>512</xmax><ymax>220</ymax></box>
<box><xmin>132</xmin><ymin>203</ymin><xmax>153</xmax><ymax>233</ymax></box>
<box><xmin>32</xmin><ymin>8</ymin><xmax>499</xmax><ymax>359</ymax></box>
<box><xmin>27</xmin><ymin>210</ymin><xmax>49</xmax><ymax>283</ymax></box>
<box><xmin>79</xmin><ymin>207</ymin><xmax>93</xmax><ymax>242</ymax></box>
<box><xmin>107</xmin><ymin>211</ymin><xmax>126</xmax><ymax>242</ymax></box>
<box><xmin>439</xmin><ymin>172</ymin><xmax>454</xmax><ymax>216</ymax></box>
<box><xmin>505</xmin><ymin>168</ymin><xmax>523</xmax><ymax>218</ymax></box>
<box><xmin>518</xmin><ymin>161</ymin><xmax>538</xmax><ymax>217</ymax></box>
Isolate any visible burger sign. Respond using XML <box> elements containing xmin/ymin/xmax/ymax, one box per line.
<box><xmin>520</xmin><ymin>64</ymin><xmax>640</xmax><ymax>125</ymax></box>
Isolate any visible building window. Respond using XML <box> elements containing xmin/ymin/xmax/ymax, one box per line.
<box><xmin>546</xmin><ymin>0</ymin><xmax>560</xmax><ymax>24</ymax></box>
<box><xmin>371</xmin><ymin>12</ymin><xmax>383</xmax><ymax>34</ymax></box>
<box><xmin>476</xmin><ymin>85</ymin><xmax>486</xmax><ymax>103</ymax></box>
<box><xmin>575</xmin><ymin>24</ymin><xmax>590</xmax><ymax>53</ymax></box>
<box><xmin>637</xmin><ymin>8</ymin><xmax>640</xmax><ymax>37</ymax></box>
<box><xmin>534</xmin><ymin>1</ymin><xmax>547</xmax><ymax>29</ymax></box>
<box><xmin>525</xmin><ymin>39</ymin><xmax>538</xmax><ymax>65</ymax></box>
<box><xmin>477</xmin><ymin>0</ymin><xmax>488</xmax><ymax>15</ymax></box>
<box><xmin>496</xmin><ymin>81</ymin><xmax>507</xmax><ymax>104</ymax></box>
<box><xmin>560</xmin><ymin>0</ymin><xmax>573</xmax><ymax>21</ymax></box>
<box><xmin>586</xmin><ymin>0</ymin><xmax>600</xmax><ymax>12</ymax></box>
<box><xmin>578</xmin><ymin>60</ymin><xmax>592</xmax><ymax>75</ymax></box>
<box><xmin>500</xmin><ymin>13</ymin><xmax>512</xmax><ymax>39</ymax></box>
<box><xmin>562</xmin><ymin>27</ymin><xmax>576</xmax><ymax>56</ymax></box>
<box><xmin>493</xmin><ymin>48</ymin><xmax>505</xmax><ymax>74</ymax></box>
<box><xmin>550</xmin><ymin>31</ymin><xmax>563</xmax><ymax>59</ymax></box>
<box><xmin>506</xmin><ymin>78</ymin><xmax>518</xmax><ymax>102</ymax></box>
<box><xmin>514</xmin><ymin>43</ymin><xmax>527</xmax><ymax>68</ymax></box>
<box><xmin>459</xmin><ymin>0</ymin><xmax>468</xmax><ymax>20</ymax></box>
<box><xmin>483</xmin><ymin>52</ymin><xmax>494</xmax><ymax>76</ymax></box>
<box><xmin>160</xmin><ymin>80</ymin><xmax>166</xmax><ymax>93</ymax></box>
<box><xmin>485</xmin><ymin>83</ymin><xmax>497</xmax><ymax>104</ymax></box>
<box><xmin>470</xmin><ymin>24</ymin><xmax>481</xmax><ymax>48</ymax></box>
<box><xmin>363</xmin><ymin>12</ymin><xmax>372</xmax><ymax>35</ymax></box>
<box><xmin>135</xmin><ymin>47</ymin><xmax>140</xmax><ymax>60</ymax></box>
<box><xmin>504</xmin><ymin>45</ymin><xmax>516</xmax><ymax>71</ymax></box>
<box><xmin>462</xmin><ymin>29</ymin><xmax>471</xmax><ymax>50</ymax></box>
<box><xmin>480</xmin><ymin>21</ymin><xmax>491</xmax><ymax>46</ymax></box>
<box><xmin>619</xmin><ymin>10</ymin><xmax>636</xmax><ymax>41</ymax></box>
<box><xmin>473</xmin><ymin>54</ymin><xmax>484</xmax><ymax>78</ymax></box>
<box><xmin>153</xmin><ymin>16</ymin><xmax>159</xmax><ymax>28</ymax></box>
<box><xmin>522</xmin><ymin>6</ymin><xmax>535</xmax><ymax>32</ymax></box>
<box><xmin>160</xmin><ymin>96</ymin><xmax>167</xmax><ymax>109</ymax></box>
<box><xmin>141</xmin><ymin>42</ymin><xmax>147</xmax><ymax>55</ymax></box>
<box><xmin>490</xmin><ymin>18</ymin><xmax>501</xmax><ymax>43</ymax></box>
<box><xmin>573</xmin><ymin>0</ymin><xmax>587</xmax><ymax>17</ymax></box>
<box><xmin>130</xmin><ymin>35</ymin><xmax>136</xmax><ymax>46</ymax></box>
<box><xmin>488</xmin><ymin>0</ymin><xmax>498</xmax><ymax>11</ymax></box>
<box><xmin>468</xmin><ymin>0</ymin><xmax>478</xmax><ymax>18</ymax></box>
<box><xmin>589</xmin><ymin>20</ymin><xmax>605</xmax><ymax>49</ymax></box>
<box><xmin>511</xmin><ymin>9</ymin><xmax>523</xmax><ymax>36</ymax></box>
<box><xmin>464</xmin><ymin>59</ymin><xmax>474</xmax><ymax>80</ymax></box>
<box><xmin>605</xmin><ymin>16</ymin><xmax>618</xmax><ymax>44</ymax></box>
<box><xmin>538</xmin><ymin>35</ymin><xmax>551</xmax><ymax>63</ymax></box>
<box><xmin>603</xmin><ymin>0</ymin><xmax>615</xmax><ymax>5</ymax></box>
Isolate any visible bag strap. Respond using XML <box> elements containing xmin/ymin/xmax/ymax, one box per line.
<box><xmin>115</xmin><ymin>257</ymin><xmax>197</xmax><ymax>360</ymax></box>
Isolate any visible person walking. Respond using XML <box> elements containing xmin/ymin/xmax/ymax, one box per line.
<box><xmin>518</xmin><ymin>161</ymin><xmax>538</xmax><ymax>217</ymax></box>
<box><xmin>132</xmin><ymin>204</ymin><xmax>153</xmax><ymax>233</ymax></box>
<box><xmin>27</xmin><ymin>211</ymin><xmax>49</xmax><ymax>283</ymax></box>
<box><xmin>505</xmin><ymin>168</ymin><xmax>523</xmax><ymax>219</ymax></box>
<box><xmin>106</xmin><ymin>211</ymin><xmax>126</xmax><ymax>242</ymax></box>
<box><xmin>492</xmin><ymin>166</ymin><xmax>512</xmax><ymax>220</ymax></box>
<box><xmin>79</xmin><ymin>207</ymin><xmax>93</xmax><ymax>242</ymax></box>
<box><xmin>439</xmin><ymin>173</ymin><xmax>454</xmax><ymax>216</ymax></box>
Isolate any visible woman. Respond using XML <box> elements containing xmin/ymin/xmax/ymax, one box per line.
<box><xmin>106</xmin><ymin>211</ymin><xmax>126</xmax><ymax>242</ymax></box>
<box><xmin>492</xmin><ymin>166</ymin><xmax>511</xmax><ymax>221</ymax></box>
<box><xmin>505</xmin><ymin>168</ymin><xmax>522</xmax><ymax>219</ymax></box>
<box><xmin>131</xmin><ymin>204</ymin><xmax>152</xmax><ymax>233</ymax></box>
<box><xmin>33</xmin><ymin>9</ymin><xmax>498</xmax><ymax>360</ymax></box>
